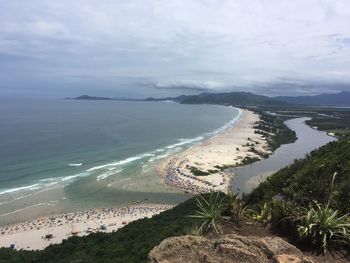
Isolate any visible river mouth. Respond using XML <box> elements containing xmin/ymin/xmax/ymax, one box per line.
<box><xmin>230</xmin><ymin>117</ymin><xmax>336</xmax><ymax>194</ymax></box>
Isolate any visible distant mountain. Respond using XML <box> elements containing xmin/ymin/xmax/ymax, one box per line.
<box><xmin>67</xmin><ymin>95</ymin><xmax>113</xmax><ymax>100</ymax></box>
<box><xmin>145</xmin><ymin>95</ymin><xmax>188</xmax><ymax>103</ymax></box>
<box><xmin>146</xmin><ymin>92</ymin><xmax>290</xmax><ymax>107</ymax></box>
<box><xmin>68</xmin><ymin>91</ymin><xmax>350</xmax><ymax>107</ymax></box>
<box><xmin>67</xmin><ymin>95</ymin><xmax>143</xmax><ymax>101</ymax></box>
<box><xmin>274</xmin><ymin>91</ymin><xmax>350</xmax><ymax>106</ymax></box>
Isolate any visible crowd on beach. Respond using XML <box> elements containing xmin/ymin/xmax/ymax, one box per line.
<box><xmin>161</xmin><ymin>110</ymin><xmax>272</xmax><ymax>195</ymax></box>
<box><xmin>164</xmin><ymin>156</ymin><xmax>230</xmax><ymax>194</ymax></box>
<box><xmin>0</xmin><ymin>204</ymin><xmax>171</xmax><ymax>238</ymax></box>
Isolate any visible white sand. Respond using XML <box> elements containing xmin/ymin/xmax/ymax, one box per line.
<box><xmin>160</xmin><ymin>109</ymin><xmax>271</xmax><ymax>194</ymax></box>
<box><xmin>0</xmin><ymin>204</ymin><xmax>172</xmax><ymax>250</ymax></box>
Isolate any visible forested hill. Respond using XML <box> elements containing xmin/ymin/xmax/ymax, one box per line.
<box><xmin>274</xmin><ymin>91</ymin><xmax>350</xmax><ymax>106</ymax></box>
<box><xmin>146</xmin><ymin>92</ymin><xmax>290</xmax><ymax>107</ymax></box>
<box><xmin>245</xmin><ymin>136</ymin><xmax>350</xmax><ymax>213</ymax></box>
<box><xmin>69</xmin><ymin>91</ymin><xmax>350</xmax><ymax>107</ymax></box>
<box><xmin>145</xmin><ymin>90</ymin><xmax>350</xmax><ymax>107</ymax></box>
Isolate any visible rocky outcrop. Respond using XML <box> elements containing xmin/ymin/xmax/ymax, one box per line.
<box><xmin>148</xmin><ymin>234</ymin><xmax>315</xmax><ymax>263</ymax></box>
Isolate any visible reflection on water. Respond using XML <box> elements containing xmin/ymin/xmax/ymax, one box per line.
<box><xmin>230</xmin><ymin>117</ymin><xmax>336</xmax><ymax>194</ymax></box>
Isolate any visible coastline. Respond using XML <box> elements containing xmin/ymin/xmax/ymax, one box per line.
<box><xmin>0</xmin><ymin>108</ymin><xmax>269</xmax><ymax>251</ymax></box>
<box><xmin>159</xmin><ymin>109</ymin><xmax>272</xmax><ymax>194</ymax></box>
<box><xmin>0</xmin><ymin>102</ymin><xmax>238</xmax><ymax>225</ymax></box>
<box><xmin>0</xmin><ymin>204</ymin><xmax>172</xmax><ymax>250</ymax></box>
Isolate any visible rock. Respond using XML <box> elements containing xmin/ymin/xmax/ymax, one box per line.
<box><xmin>148</xmin><ymin>234</ymin><xmax>315</xmax><ymax>263</ymax></box>
<box><xmin>272</xmin><ymin>254</ymin><xmax>315</xmax><ymax>263</ymax></box>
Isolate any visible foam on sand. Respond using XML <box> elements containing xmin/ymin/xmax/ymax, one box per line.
<box><xmin>68</xmin><ymin>163</ymin><xmax>83</xmax><ymax>167</ymax></box>
<box><xmin>96</xmin><ymin>169</ymin><xmax>123</xmax><ymax>181</ymax></box>
<box><xmin>0</xmin><ymin>184</ymin><xmax>41</xmax><ymax>196</ymax></box>
<box><xmin>86</xmin><ymin>153</ymin><xmax>155</xmax><ymax>172</ymax></box>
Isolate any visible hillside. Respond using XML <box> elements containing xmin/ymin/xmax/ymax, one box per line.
<box><xmin>274</xmin><ymin>91</ymin><xmax>350</xmax><ymax>106</ymax></box>
<box><xmin>147</xmin><ymin>92</ymin><xmax>290</xmax><ymax>107</ymax></box>
<box><xmin>146</xmin><ymin>90</ymin><xmax>350</xmax><ymax>107</ymax></box>
<box><xmin>66</xmin><ymin>95</ymin><xmax>113</xmax><ymax>100</ymax></box>
<box><xmin>179</xmin><ymin>92</ymin><xmax>288</xmax><ymax>107</ymax></box>
<box><xmin>69</xmin><ymin>91</ymin><xmax>350</xmax><ymax>107</ymax></box>
<box><xmin>245</xmin><ymin>136</ymin><xmax>350</xmax><ymax>214</ymax></box>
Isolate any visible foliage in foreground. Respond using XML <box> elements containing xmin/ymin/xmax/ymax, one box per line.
<box><xmin>189</xmin><ymin>192</ymin><xmax>226</xmax><ymax>234</ymax></box>
<box><xmin>225</xmin><ymin>192</ymin><xmax>251</xmax><ymax>226</ymax></box>
<box><xmin>191</xmin><ymin>193</ymin><xmax>350</xmax><ymax>253</ymax></box>
<box><xmin>190</xmin><ymin>141</ymin><xmax>350</xmax><ymax>253</ymax></box>
<box><xmin>189</xmin><ymin>192</ymin><xmax>253</xmax><ymax>235</ymax></box>
<box><xmin>298</xmin><ymin>202</ymin><xmax>350</xmax><ymax>252</ymax></box>
<box><xmin>243</xmin><ymin>138</ymin><xmax>350</xmax><ymax>252</ymax></box>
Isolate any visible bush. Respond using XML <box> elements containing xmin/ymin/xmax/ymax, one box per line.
<box><xmin>297</xmin><ymin>202</ymin><xmax>350</xmax><ymax>252</ymax></box>
<box><xmin>224</xmin><ymin>193</ymin><xmax>250</xmax><ymax>226</ymax></box>
<box><xmin>189</xmin><ymin>192</ymin><xmax>227</xmax><ymax>234</ymax></box>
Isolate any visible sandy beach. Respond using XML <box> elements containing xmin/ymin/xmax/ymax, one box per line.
<box><xmin>0</xmin><ymin>204</ymin><xmax>172</xmax><ymax>250</ymax></box>
<box><xmin>159</xmin><ymin>109</ymin><xmax>272</xmax><ymax>194</ymax></box>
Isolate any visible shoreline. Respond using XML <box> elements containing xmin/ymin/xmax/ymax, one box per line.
<box><xmin>0</xmin><ymin>108</ymin><xmax>270</xmax><ymax>251</ymax></box>
<box><xmin>159</xmin><ymin>109</ymin><xmax>272</xmax><ymax>194</ymax></box>
<box><xmin>0</xmin><ymin>104</ymin><xmax>239</xmax><ymax>225</ymax></box>
<box><xmin>0</xmin><ymin>203</ymin><xmax>172</xmax><ymax>250</ymax></box>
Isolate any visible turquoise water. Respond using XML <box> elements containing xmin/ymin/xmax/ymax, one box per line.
<box><xmin>0</xmin><ymin>99</ymin><xmax>239</xmax><ymax>223</ymax></box>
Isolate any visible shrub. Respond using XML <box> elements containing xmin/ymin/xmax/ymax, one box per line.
<box><xmin>297</xmin><ymin>202</ymin><xmax>350</xmax><ymax>252</ymax></box>
<box><xmin>189</xmin><ymin>192</ymin><xmax>227</xmax><ymax>234</ymax></box>
<box><xmin>225</xmin><ymin>193</ymin><xmax>250</xmax><ymax>225</ymax></box>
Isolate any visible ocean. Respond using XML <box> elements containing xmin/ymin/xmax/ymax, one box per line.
<box><xmin>0</xmin><ymin>98</ymin><xmax>240</xmax><ymax>224</ymax></box>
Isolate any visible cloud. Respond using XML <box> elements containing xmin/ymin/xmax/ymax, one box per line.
<box><xmin>149</xmin><ymin>80</ymin><xmax>226</xmax><ymax>92</ymax></box>
<box><xmin>0</xmin><ymin>0</ymin><xmax>350</xmax><ymax>96</ymax></box>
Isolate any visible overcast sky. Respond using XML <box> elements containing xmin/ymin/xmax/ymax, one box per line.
<box><xmin>1</xmin><ymin>0</ymin><xmax>350</xmax><ymax>98</ymax></box>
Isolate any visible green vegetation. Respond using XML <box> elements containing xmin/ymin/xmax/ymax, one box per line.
<box><xmin>188</xmin><ymin>138</ymin><xmax>350</xmax><ymax>253</ymax></box>
<box><xmin>244</xmin><ymin>137</ymin><xmax>350</xmax><ymax>214</ymax></box>
<box><xmin>306</xmin><ymin>108</ymin><xmax>350</xmax><ymax>138</ymax></box>
<box><xmin>189</xmin><ymin>192</ymin><xmax>227</xmax><ymax>234</ymax></box>
<box><xmin>178</xmin><ymin>92</ymin><xmax>289</xmax><ymax>107</ymax></box>
<box><xmin>240</xmin><ymin>156</ymin><xmax>260</xmax><ymax>165</ymax></box>
<box><xmin>188</xmin><ymin>166</ymin><xmax>218</xmax><ymax>176</ymax></box>
<box><xmin>253</xmin><ymin>110</ymin><xmax>297</xmax><ymax>151</ymax></box>
<box><xmin>261</xmin><ymin>107</ymin><xmax>350</xmax><ymax>139</ymax></box>
<box><xmin>298</xmin><ymin>202</ymin><xmax>350</xmax><ymax>252</ymax></box>
<box><xmin>249</xmin><ymin>146</ymin><xmax>269</xmax><ymax>159</ymax></box>
<box><xmin>225</xmin><ymin>192</ymin><xmax>250</xmax><ymax>226</ymax></box>
<box><xmin>214</xmin><ymin>164</ymin><xmax>233</xmax><ymax>171</ymax></box>
<box><xmin>241</xmin><ymin>137</ymin><xmax>350</xmax><ymax>252</ymax></box>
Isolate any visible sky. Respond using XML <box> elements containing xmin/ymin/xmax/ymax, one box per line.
<box><xmin>1</xmin><ymin>0</ymin><xmax>350</xmax><ymax>98</ymax></box>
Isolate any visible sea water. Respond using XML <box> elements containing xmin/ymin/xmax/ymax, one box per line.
<box><xmin>0</xmin><ymin>98</ymin><xmax>240</xmax><ymax>224</ymax></box>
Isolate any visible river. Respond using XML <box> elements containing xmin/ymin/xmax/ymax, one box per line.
<box><xmin>230</xmin><ymin>117</ymin><xmax>336</xmax><ymax>194</ymax></box>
